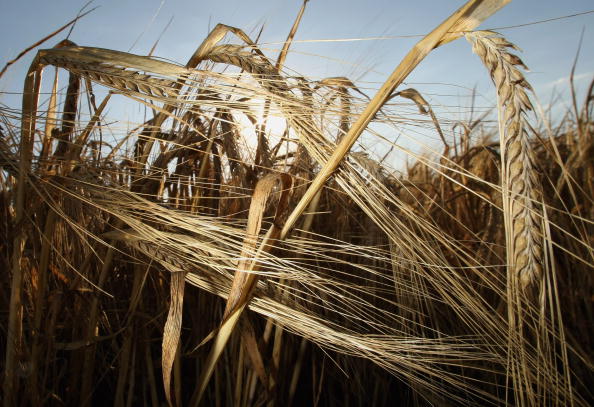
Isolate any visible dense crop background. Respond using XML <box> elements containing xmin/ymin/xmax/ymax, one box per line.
<box><xmin>1</xmin><ymin>1</ymin><xmax>593</xmax><ymax>406</ymax></box>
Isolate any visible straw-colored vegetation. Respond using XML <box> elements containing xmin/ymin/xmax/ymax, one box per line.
<box><xmin>1</xmin><ymin>0</ymin><xmax>592</xmax><ymax>405</ymax></box>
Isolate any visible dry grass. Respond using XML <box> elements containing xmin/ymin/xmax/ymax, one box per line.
<box><xmin>1</xmin><ymin>0</ymin><xmax>593</xmax><ymax>406</ymax></box>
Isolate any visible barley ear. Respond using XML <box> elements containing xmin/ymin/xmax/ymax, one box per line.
<box><xmin>466</xmin><ymin>30</ymin><xmax>543</xmax><ymax>292</ymax></box>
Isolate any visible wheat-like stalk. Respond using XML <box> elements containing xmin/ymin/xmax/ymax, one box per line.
<box><xmin>466</xmin><ymin>30</ymin><xmax>552</xmax><ymax>406</ymax></box>
<box><xmin>206</xmin><ymin>44</ymin><xmax>279</xmax><ymax>80</ymax></box>
<box><xmin>465</xmin><ymin>30</ymin><xmax>543</xmax><ymax>292</ymax></box>
<box><xmin>39</xmin><ymin>55</ymin><xmax>179</xmax><ymax>98</ymax></box>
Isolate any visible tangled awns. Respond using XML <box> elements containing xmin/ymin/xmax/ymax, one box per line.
<box><xmin>1</xmin><ymin>0</ymin><xmax>592</xmax><ymax>406</ymax></box>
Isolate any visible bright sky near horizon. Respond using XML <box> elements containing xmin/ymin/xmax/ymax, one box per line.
<box><xmin>1</xmin><ymin>0</ymin><xmax>593</xmax><ymax>147</ymax></box>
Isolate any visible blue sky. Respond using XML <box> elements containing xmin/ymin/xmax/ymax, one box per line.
<box><xmin>1</xmin><ymin>0</ymin><xmax>593</xmax><ymax>154</ymax></box>
<box><xmin>2</xmin><ymin>1</ymin><xmax>593</xmax><ymax>92</ymax></box>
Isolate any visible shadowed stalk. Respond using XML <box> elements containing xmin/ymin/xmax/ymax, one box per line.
<box><xmin>80</xmin><ymin>230</ymin><xmax>119</xmax><ymax>406</ymax></box>
<box><xmin>3</xmin><ymin>52</ymin><xmax>44</xmax><ymax>407</ymax></box>
<box><xmin>28</xmin><ymin>209</ymin><xmax>57</xmax><ymax>406</ymax></box>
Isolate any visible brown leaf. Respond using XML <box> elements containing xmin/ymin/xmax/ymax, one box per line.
<box><xmin>162</xmin><ymin>271</ymin><xmax>186</xmax><ymax>407</ymax></box>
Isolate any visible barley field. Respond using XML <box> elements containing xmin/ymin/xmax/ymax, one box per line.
<box><xmin>0</xmin><ymin>0</ymin><xmax>592</xmax><ymax>406</ymax></box>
